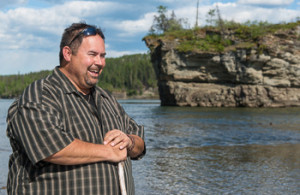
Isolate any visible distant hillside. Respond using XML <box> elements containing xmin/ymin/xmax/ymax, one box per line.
<box><xmin>0</xmin><ymin>54</ymin><xmax>158</xmax><ymax>99</ymax></box>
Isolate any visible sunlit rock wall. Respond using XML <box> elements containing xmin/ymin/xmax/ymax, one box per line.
<box><xmin>144</xmin><ymin>26</ymin><xmax>300</xmax><ymax>107</ymax></box>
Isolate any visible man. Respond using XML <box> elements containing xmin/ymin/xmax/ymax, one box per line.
<box><xmin>6</xmin><ymin>22</ymin><xmax>146</xmax><ymax>195</ymax></box>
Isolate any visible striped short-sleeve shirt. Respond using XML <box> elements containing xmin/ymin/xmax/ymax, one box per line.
<box><xmin>6</xmin><ymin>67</ymin><xmax>145</xmax><ymax>195</ymax></box>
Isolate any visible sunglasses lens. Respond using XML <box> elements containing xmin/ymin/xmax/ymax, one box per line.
<box><xmin>69</xmin><ymin>27</ymin><xmax>97</xmax><ymax>45</ymax></box>
<box><xmin>83</xmin><ymin>27</ymin><xmax>97</xmax><ymax>36</ymax></box>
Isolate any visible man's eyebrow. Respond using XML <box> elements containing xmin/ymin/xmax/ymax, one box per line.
<box><xmin>88</xmin><ymin>50</ymin><xmax>100</xmax><ymax>54</ymax></box>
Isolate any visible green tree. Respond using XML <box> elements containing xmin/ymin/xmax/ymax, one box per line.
<box><xmin>168</xmin><ymin>11</ymin><xmax>183</xmax><ymax>31</ymax></box>
<box><xmin>0</xmin><ymin>54</ymin><xmax>157</xmax><ymax>98</ymax></box>
<box><xmin>149</xmin><ymin>5</ymin><xmax>188</xmax><ymax>34</ymax></box>
<box><xmin>150</xmin><ymin>5</ymin><xmax>169</xmax><ymax>34</ymax></box>
<box><xmin>206</xmin><ymin>9</ymin><xmax>216</xmax><ymax>26</ymax></box>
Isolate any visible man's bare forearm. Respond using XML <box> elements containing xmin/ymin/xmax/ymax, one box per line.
<box><xmin>44</xmin><ymin>138</ymin><xmax>127</xmax><ymax>165</ymax></box>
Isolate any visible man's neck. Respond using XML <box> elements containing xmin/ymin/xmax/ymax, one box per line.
<box><xmin>59</xmin><ymin>66</ymin><xmax>91</xmax><ymax>95</ymax></box>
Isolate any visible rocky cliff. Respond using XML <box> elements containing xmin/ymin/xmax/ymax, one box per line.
<box><xmin>144</xmin><ymin>24</ymin><xmax>300</xmax><ymax>107</ymax></box>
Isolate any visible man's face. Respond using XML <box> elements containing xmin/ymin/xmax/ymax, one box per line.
<box><xmin>62</xmin><ymin>34</ymin><xmax>106</xmax><ymax>94</ymax></box>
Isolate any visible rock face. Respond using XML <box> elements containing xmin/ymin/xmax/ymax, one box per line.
<box><xmin>144</xmin><ymin>25</ymin><xmax>300</xmax><ymax>107</ymax></box>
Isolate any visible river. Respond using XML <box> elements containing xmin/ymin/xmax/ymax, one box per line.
<box><xmin>0</xmin><ymin>99</ymin><xmax>299</xmax><ymax>194</ymax></box>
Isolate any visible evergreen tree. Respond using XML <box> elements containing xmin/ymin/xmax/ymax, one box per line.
<box><xmin>0</xmin><ymin>54</ymin><xmax>157</xmax><ymax>98</ymax></box>
<box><xmin>149</xmin><ymin>5</ymin><xmax>188</xmax><ymax>34</ymax></box>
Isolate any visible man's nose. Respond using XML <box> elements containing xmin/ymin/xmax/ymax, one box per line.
<box><xmin>95</xmin><ymin>55</ymin><xmax>103</xmax><ymax>65</ymax></box>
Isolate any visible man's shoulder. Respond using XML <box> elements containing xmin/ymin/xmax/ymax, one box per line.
<box><xmin>19</xmin><ymin>72</ymin><xmax>61</xmax><ymax>104</ymax></box>
<box><xmin>21</xmin><ymin>77</ymin><xmax>47</xmax><ymax>103</ymax></box>
<box><xmin>7</xmin><ymin>77</ymin><xmax>49</xmax><ymax>121</ymax></box>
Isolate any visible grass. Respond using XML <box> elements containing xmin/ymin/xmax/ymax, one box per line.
<box><xmin>145</xmin><ymin>20</ymin><xmax>300</xmax><ymax>53</ymax></box>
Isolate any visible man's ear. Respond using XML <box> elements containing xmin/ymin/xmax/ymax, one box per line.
<box><xmin>62</xmin><ymin>46</ymin><xmax>72</xmax><ymax>62</ymax></box>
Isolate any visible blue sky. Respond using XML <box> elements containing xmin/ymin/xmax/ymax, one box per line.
<box><xmin>0</xmin><ymin>0</ymin><xmax>299</xmax><ymax>75</ymax></box>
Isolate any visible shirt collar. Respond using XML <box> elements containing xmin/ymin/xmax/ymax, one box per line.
<box><xmin>52</xmin><ymin>66</ymin><xmax>109</xmax><ymax>99</ymax></box>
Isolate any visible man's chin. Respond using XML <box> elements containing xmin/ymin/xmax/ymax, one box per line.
<box><xmin>86</xmin><ymin>78</ymin><xmax>99</xmax><ymax>87</ymax></box>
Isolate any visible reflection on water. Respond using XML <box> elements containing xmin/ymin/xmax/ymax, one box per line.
<box><xmin>143</xmin><ymin>144</ymin><xmax>299</xmax><ymax>194</ymax></box>
<box><xmin>123</xmin><ymin>100</ymin><xmax>300</xmax><ymax>195</ymax></box>
<box><xmin>1</xmin><ymin>99</ymin><xmax>300</xmax><ymax>195</ymax></box>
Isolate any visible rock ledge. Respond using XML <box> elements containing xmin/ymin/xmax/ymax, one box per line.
<box><xmin>144</xmin><ymin>25</ymin><xmax>300</xmax><ymax>107</ymax></box>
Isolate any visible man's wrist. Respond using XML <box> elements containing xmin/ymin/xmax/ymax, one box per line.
<box><xmin>127</xmin><ymin>134</ymin><xmax>135</xmax><ymax>152</ymax></box>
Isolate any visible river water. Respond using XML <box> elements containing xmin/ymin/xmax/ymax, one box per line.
<box><xmin>0</xmin><ymin>99</ymin><xmax>299</xmax><ymax>195</ymax></box>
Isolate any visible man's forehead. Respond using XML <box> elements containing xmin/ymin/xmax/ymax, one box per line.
<box><xmin>80</xmin><ymin>35</ymin><xmax>105</xmax><ymax>49</ymax></box>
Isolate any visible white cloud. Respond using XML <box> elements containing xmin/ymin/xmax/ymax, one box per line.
<box><xmin>0</xmin><ymin>50</ymin><xmax>58</xmax><ymax>75</ymax></box>
<box><xmin>217</xmin><ymin>2</ymin><xmax>299</xmax><ymax>23</ymax></box>
<box><xmin>112</xmin><ymin>12</ymin><xmax>155</xmax><ymax>37</ymax></box>
<box><xmin>238</xmin><ymin>0</ymin><xmax>294</xmax><ymax>6</ymax></box>
<box><xmin>105</xmin><ymin>41</ymin><xmax>147</xmax><ymax>57</ymax></box>
<box><xmin>173</xmin><ymin>5</ymin><xmax>200</xmax><ymax>27</ymax></box>
<box><xmin>177</xmin><ymin>2</ymin><xmax>299</xmax><ymax>26</ymax></box>
<box><xmin>0</xmin><ymin>1</ymin><xmax>125</xmax><ymax>52</ymax></box>
<box><xmin>106</xmin><ymin>49</ymin><xmax>148</xmax><ymax>58</ymax></box>
<box><xmin>0</xmin><ymin>0</ymin><xmax>149</xmax><ymax>74</ymax></box>
<box><xmin>153</xmin><ymin>0</ymin><xmax>195</xmax><ymax>4</ymax></box>
<box><xmin>1</xmin><ymin>1</ymin><xmax>122</xmax><ymax>35</ymax></box>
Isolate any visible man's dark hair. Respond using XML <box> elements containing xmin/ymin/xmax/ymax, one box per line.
<box><xmin>59</xmin><ymin>22</ymin><xmax>105</xmax><ymax>65</ymax></box>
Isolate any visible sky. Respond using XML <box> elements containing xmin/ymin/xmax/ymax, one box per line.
<box><xmin>0</xmin><ymin>0</ymin><xmax>299</xmax><ymax>75</ymax></box>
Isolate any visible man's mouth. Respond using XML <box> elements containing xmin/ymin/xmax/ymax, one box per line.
<box><xmin>88</xmin><ymin>66</ymin><xmax>102</xmax><ymax>77</ymax></box>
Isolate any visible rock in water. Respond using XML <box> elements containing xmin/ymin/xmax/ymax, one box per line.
<box><xmin>143</xmin><ymin>24</ymin><xmax>300</xmax><ymax>107</ymax></box>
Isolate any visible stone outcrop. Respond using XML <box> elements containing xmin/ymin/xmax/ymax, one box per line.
<box><xmin>144</xmin><ymin>25</ymin><xmax>300</xmax><ymax>107</ymax></box>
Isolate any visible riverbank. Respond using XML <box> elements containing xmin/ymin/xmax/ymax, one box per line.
<box><xmin>0</xmin><ymin>87</ymin><xmax>160</xmax><ymax>101</ymax></box>
<box><xmin>113</xmin><ymin>90</ymin><xmax>159</xmax><ymax>100</ymax></box>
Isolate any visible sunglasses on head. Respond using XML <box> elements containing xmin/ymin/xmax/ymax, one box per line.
<box><xmin>69</xmin><ymin>27</ymin><xmax>97</xmax><ymax>45</ymax></box>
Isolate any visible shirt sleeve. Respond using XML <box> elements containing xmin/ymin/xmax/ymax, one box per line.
<box><xmin>10</xmin><ymin>101</ymin><xmax>74</xmax><ymax>165</ymax></box>
<box><xmin>128</xmin><ymin>116</ymin><xmax>146</xmax><ymax>160</ymax></box>
<box><xmin>119</xmin><ymin>103</ymin><xmax>146</xmax><ymax>160</ymax></box>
